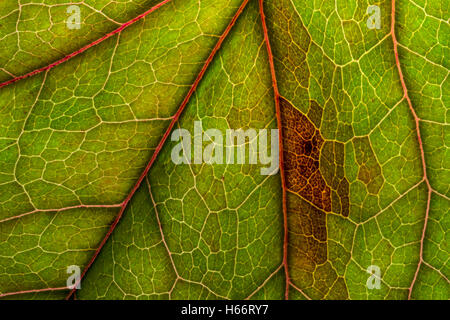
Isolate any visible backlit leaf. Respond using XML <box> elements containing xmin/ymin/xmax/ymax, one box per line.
<box><xmin>0</xmin><ymin>0</ymin><xmax>448</xmax><ymax>300</ymax></box>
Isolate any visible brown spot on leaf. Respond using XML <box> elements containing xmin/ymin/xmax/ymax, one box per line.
<box><xmin>281</xmin><ymin>96</ymin><xmax>350</xmax><ymax>298</ymax></box>
<box><xmin>280</xmin><ymin>98</ymin><xmax>349</xmax><ymax>216</ymax></box>
<box><xmin>280</xmin><ymin>96</ymin><xmax>349</xmax><ymax>216</ymax></box>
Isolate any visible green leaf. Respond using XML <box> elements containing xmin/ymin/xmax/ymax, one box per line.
<box><xmin>0</xmin><ymin>0</ymin><xmax>448</xmax><ymax>300</ymax></box>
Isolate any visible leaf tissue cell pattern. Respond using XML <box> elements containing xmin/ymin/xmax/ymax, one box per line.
<box><xmin>0</xmin><ymin>0</ymin><xmax>448</xmax><ymax>300</ymax></box>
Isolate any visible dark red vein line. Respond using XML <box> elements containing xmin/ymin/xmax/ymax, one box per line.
<box><xmin>245</xmin><ymin>264</ymin><xmax>283</xmax><ymax>300</ymax></box>
<box><xmin>0</xmin><ymin>0</ymin><xmax>173</xmax><ymax>89</ymax></box>
<box><xmin>390</xmin><ymin>0</ymin><xmax>432</xmax><ymax>299</ymax></box>
<box><xmin>258</xmin><ymin>0</ymin><xmax>290</xmax><ymax>301</ymax></box>
<box><xmin>0</xmin><ymin>287</ymin><xmax>68</xmax><ymax>298</ymax></box>
<box><xmin>66</xmin><ymin>0</ymin><xmax>250</xmax><ymax>300</ymax></box>
<box><xmin>289</xmin><ymin>282</ymin><xmax>311</xmax><ymax>300</ymax></box>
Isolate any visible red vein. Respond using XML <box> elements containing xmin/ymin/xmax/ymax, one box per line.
<box><xmin>146</xmin><ymin>177</ymin><xmax>180</xmax><ymax>279</ymax></box>
<box><xmin>65</xmin><ymin>0</ymin><xmax>250</xmax><ymax>300</ymax></box>
<box><xmin>0</xmin><ymin>204</ymin><xmax>122</xmax><ymax>224</ymax></box>
<box><xmin>258</xmin><ymin>0</ymin><xmax>290</xmax><ymax>301</ymax></box>
<box><xmin>0</xmin><ymin>287</ymin><xmax>68</xmax><ymax>298</ymax></box>
<box><xmin>390</xmin><ymin>0</ymin><xmax>432</xmax><ymax>299</ymax></box>
<box><xmin>245</xmin><ymin>264</ymin><xmax>283</xmax><ymax>300</ymax></box>
<box><xmin>289</xmin><ymin>282</ymin><xmax>312</xmax><ymax>300</ymax></box>
<box><xmin>0</xmin><ymin>0</ymin><xmax>173</xmax><ymax>89</ymax></box>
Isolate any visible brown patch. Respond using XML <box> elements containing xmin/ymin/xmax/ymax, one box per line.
<box><xmin>287</xmin><ymin>194</ymin><xmax>327</xmax><ymax>266</ymax></box>
<box><xmin>287</xmin><ymin>193</ymin><xmax>345</xmax><ymax>298</ymax></box>
<box><xmin>267</xmin><ymin>0</ymin><xmax>350</xmax><ymax>299</ymax></box>
<box><xmin>280</xmin><ymin>96</ymin><xmax>349</xmax><ymax>217</ymax></box>
<box><xmin>280</xmin><ymin>97</ymin><xmax>332</xmax><ymax>212</ymax></box>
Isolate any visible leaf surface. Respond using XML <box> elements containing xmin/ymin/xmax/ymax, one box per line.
<box><xmin>0</xmin><ymin>0</ymin><xmax>448</xmax><ymax>300</ymax></box>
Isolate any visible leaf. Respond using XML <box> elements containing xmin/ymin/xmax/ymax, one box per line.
<box><xmin>0</xmin><ymin>0</ymin><xmax>163</xmax><ymax>82</ymax></box>
<box><xmin>0</xmin><ymin>0</ymin><xmax>448</xmax><ymax>300</ymax></box>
